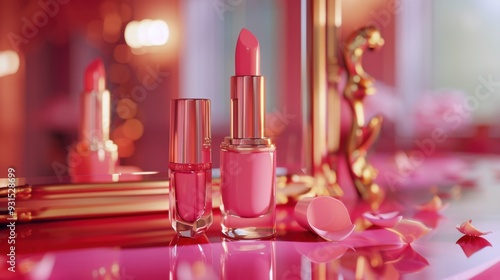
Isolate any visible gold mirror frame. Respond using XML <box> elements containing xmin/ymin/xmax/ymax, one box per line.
<box><xmin>300</xmin><ymin>0</ymin><xmax>384</xmax><ymax>207</ymax></box>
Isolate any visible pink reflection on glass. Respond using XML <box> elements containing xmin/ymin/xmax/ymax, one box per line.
<box><xmin>363</xmin><ymin>211</ymin><xmax>402</xmax><ymax>228</ymax></box>
<box><xmin>169</xmin><ymin>235</ymin><xmax>217</xmax><ymax>280</ymax></box>
<box><xmin>382</xmin><ymin>245</ymin><xmax>429</xmax><ymax>274</ymax></box>
<box><xmin>457</xmin><ymin>220</ymin><xmax>492</xmax><ymax>237</ymax></box>
<box><xmin>222</xmin><ymin>239</ymin><xmax>275</xmax><ymax>280</ymax></box>
<box><xmin>343</xmin><ymin>228</ymin><xmax>404</xmax><ymax>249</ymax></box>
<box><xmin>27</xmin><ymin>254</ymin><xmax>56</xmax><ymax>280</ymax></box>
<box><xmin>338</xmin><ymin>243</ymin><xmax>429</xmax><ymax>279</ymax></box>
<box><xmin>294</xmin><ymin>242</ymin><xmax>351</xmax><ymax>263</ymax></box>
<box><xmin>456</xmin><ymin>235</ymin><xmax>493</xmax><ymax>258</ymax></box>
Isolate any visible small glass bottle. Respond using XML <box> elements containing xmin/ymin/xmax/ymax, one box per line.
<box><xmin>220</xmin><ymin>138</ymin><xmax>276</xmax><ymax>239</ymax></box>
<box><xmin>169</xmin><ymin>99</ymin><xmax>212</xmax><ymax>237</ymax></box>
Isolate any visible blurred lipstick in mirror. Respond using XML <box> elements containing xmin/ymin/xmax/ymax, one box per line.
<box><xmin>69</xmin><ymin>58</ymin><xmax>118</xmax><ymax>183</ymax></box>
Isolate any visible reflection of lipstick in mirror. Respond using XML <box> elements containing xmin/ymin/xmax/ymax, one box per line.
<box><xmin>456</xmin><ymin>235</ymin><xmax>492</xmax><ymax>258</ymax></box>
<box><xmin>70</xmin><ymin>58</ymin><xmax>118</xmax><ymax>183</ymax></box>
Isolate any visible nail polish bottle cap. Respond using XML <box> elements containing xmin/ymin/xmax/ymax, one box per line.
<box><xmin>169</xmin><ymin>99</ymin><xmax>211</xmax><ymax>164</ymax></box>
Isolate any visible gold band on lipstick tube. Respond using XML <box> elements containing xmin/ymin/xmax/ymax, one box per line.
<box><xmin>230</xmin><ymin>76</ymin><xmax>265</xmax><ymax>139</ymax></box>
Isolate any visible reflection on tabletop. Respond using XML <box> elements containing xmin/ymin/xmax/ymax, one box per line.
<box><xmin>2</xmin><ymin>155</ymin><xmax>500</xmax><ymax>279</ymax></box>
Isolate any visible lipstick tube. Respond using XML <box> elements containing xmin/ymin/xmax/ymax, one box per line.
<box><xmin>69</xmin><ymin>59</ymin><xmax>118</xmax><ymax>183</ymax></box>
<box><xmin>220</xmin><ymin>29</ymin><xmax>276</xmax><ymax>239</ymax></box>
<box><xmin>169</xmin><ymin>99</ymin><xmax>212</xmax><ymax>237</ymax></box>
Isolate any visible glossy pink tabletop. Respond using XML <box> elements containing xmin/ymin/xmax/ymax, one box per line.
<box><xmin>2</xmin><ymin>156</ymin><xmax>500</xmax><ymax>280</ymax></box>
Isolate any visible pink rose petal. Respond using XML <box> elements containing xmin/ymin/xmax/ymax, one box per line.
<box><xmin>456</xmin><ymin>220</ymin><xmax>492</xmax><ymax>237</ymax></box>
<box><xmin>363</xmin><ymin>211</ymin><xmax>402</xmax><ymax>228</ymax></box>
<box><xmin>456</xmin><ymin>235</ymin><xmax>492</xmax><ymax>258</ymax></box>
<box><xmin>388</xmin><ymin>219</ymin><xmax>431</xmax><ymax>243</ymax></box>
<box><xmin>294</xmin><ymin>196</ymin><xmax>355</xmax><ymax>241</ymax></box>
<box><xmin>415</xmin><ymin>195</ymin><xmax>448</xmax><ymax>212</ymax></box>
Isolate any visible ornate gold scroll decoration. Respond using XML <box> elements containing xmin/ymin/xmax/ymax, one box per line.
<box><xmin>343</xmin><ymin>26</ymin><xmax>385</xmax><ymax>208</ymax></box>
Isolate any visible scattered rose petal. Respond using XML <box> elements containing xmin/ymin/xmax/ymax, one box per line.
<box><xmin>294</xmin><ymin>196</ymin><xmax>355</xmax><ymax>241</ymax></box>
<box><xmin>456</xmin><ymin>235</ymin><xmax>492</xmax><ymax>258</ymax></box>
<box><xmin>415</xmin><ymin>195</ymin><xmax>448</xmax><ymax>212</ymax></box>
<box><xmin>456</xmin><ymin>220</ymin><xmax>492</xmax><ymax>236</ymax></box>
<box><xmin>388</xmin><ymin>219</ymin><xmax>431</xmax><ymax>243</ymax></box>
<box><xmin>363</xmin><ymin>211</ymin><xmax>402</xmax><ymax>228</ymax></box>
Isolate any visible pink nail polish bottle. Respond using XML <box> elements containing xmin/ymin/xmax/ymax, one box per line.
<box><xmin>220</xmin><ymin>29</ymin><xmax>276</xmax><ymax>239</ymax></box>
<box><xmin>169</xmin><ymin>99</ymin><xmax>212</xmax><ymax>237</ymax></box>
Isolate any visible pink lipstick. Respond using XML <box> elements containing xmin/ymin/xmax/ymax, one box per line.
<box><xmin>169</xmin><ymin>99</ymin><xmax>212</xmax><ymax>237</ymax></box>
<box><xmin>220</xmin><ymin>28</ymin><xmax>276</xmax><ymax>239</ymax></box>
<box><xmin>69</xmin><ymin>59</ymin><xmax>118</xmax><ymax>183</ymax></box>
<box><xmin>235</xmin><ymin>28</ymin><xmax>260</xmax><ymax>76</ymax></box>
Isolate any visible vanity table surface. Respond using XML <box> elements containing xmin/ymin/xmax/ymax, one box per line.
<box><xmin>2</xmin><ymin>154</ymin><xmax>500</xmax><ymax>280</ymax></box>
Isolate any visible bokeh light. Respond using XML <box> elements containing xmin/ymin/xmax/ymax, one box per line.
<box><xmin>0</xmin><ymin>50</ymin><xmax>20</xmax><ymax>77</ymax></box>
<box><xmin>103</xmin><ymin>14</ymin><xmax>122</xmax><ymax>43</ymax></box>
<box><xmin>112</xmin><ymin>125</ymin><xmax>125</xmax><ymax>140</ymax></box>
<box><xmin>124</xmin><ymin>21</ymin><xmax>141</xmax><ymax>48</ymax></box>
<box><xmin>116</xmin><ymin>98</ymin><xmax>137</xmax><ymax>119</ymax></box>
<box><xmin>119</xmin><ymin>4</ymin><xmax>132</xmax><ymax>22</ymax></box>
<box><xmin>148</xmin><ymin>20</ymin><xmax>169</xmax><ymax>46</ymax></box>
<box><xmin>108</xmin><ymin>63</ymin><xmax>130</xmax><ymax>84</ymax></box>
<box><xmin>114</xmin><ymin>137</ymin><xmax>135</xmax><ymax>158</ymax></box>
<box><xmin>124</xmin><ymin>19</ymin><xmax>169</xmax><ymax>49</ymax></box>
<box><xmin>86</xmin><ymin>20</ymin><xmax>103</xmax><ymax>45</ymax></box>
<box><xmin>100</xmin><ymin>1</ymin><xmax>118</xmax><ymax>19</ymax></box>
<box><xmin>122</xmin><ymin>118</ymin><xmax>144</xmax><ymax>141</ymax></box>
<box><xmin>137</xmin><ymin>19</ymin><xmax>153</xmax><ymax>47</ymax></box>
<box><xmin>113</xmin><ymin>44</ymin><xmax>132</xmax><ymax>64</ymax></box>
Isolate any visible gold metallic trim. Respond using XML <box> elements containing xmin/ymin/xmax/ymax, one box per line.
<box><xmin>342</xmin><ymin>26</ymin><xmax>385</xmax><ymax>208</ymax></box>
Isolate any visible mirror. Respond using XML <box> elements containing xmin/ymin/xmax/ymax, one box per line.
<box><xmin>0</xmin><ymin>0</ymin><xmax>497</xmax><ymax>184</ymax></box>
